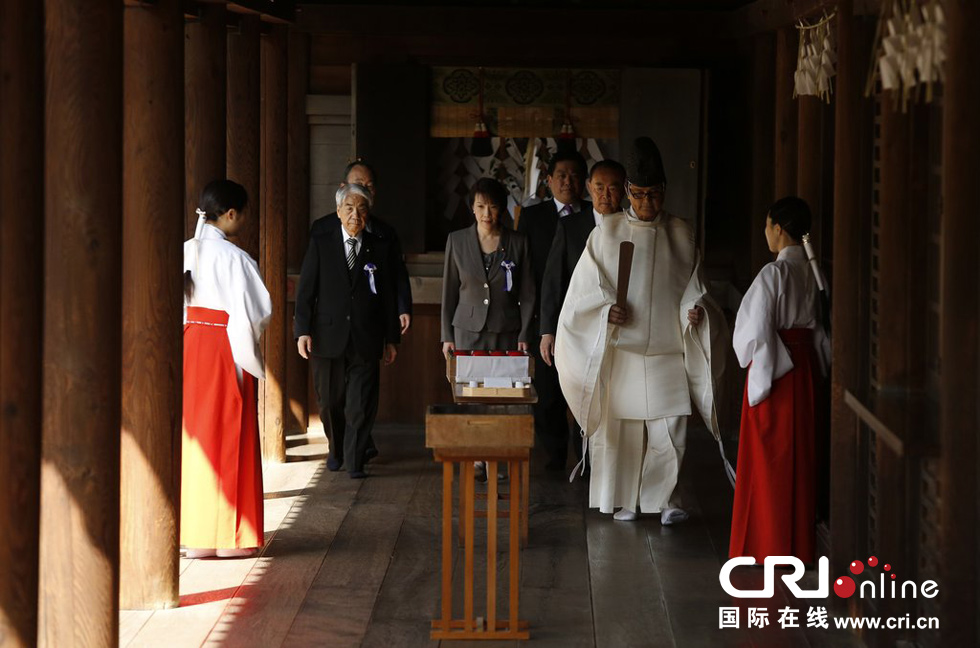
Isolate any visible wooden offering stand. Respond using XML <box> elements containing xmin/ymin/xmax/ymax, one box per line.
<box><xmin>425</xmin><ymin>366</ymin><xmax>535</xmax><ymax>640</ymax></box>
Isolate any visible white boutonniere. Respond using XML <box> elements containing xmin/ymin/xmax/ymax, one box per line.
<box><xmin>363</xmin><ymin>262</ymin><xmax>378</xmax><ymax>294</ymax></box>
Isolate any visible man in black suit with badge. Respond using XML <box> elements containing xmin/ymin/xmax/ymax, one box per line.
<box><xmin>309</xmin><ymin>160</ymin><xmax>412</xmax><ymax>464</ymax></box>
<box><xmin>517</xmin><ymin>149</ymin><xmax>591</xmax><ymax>470</ymax></box>
<box><xmin>295</xmin><ymin>183</ymin><xmax>400</xmax><ymax>479</ymax></box>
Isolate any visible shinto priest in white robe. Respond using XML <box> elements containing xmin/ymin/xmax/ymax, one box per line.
<box><xmin>554</xmin><ymin>209</ymin><xmax>727</xmax><ymax>513</ymax></box>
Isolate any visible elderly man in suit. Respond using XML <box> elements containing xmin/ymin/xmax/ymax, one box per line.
<box><xmin>295</xmin><ymin>183</ymin><xmax>400</xmax><ymax>479</ymax></box>
<box><xmin>309</xmin><ymin>160</ymin><xmax>412</xmax><ymax>463</ymax></box>
<box><xmin>517</xmin><ymin>149</ymin><xmax>591</xmax><ymax>470</ymax></box>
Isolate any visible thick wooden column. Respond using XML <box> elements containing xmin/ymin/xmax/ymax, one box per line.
<box><xmin>227</xmin><ymin>14</ymin><xmax>261</xmax><ymax>260</ymax></box>
<box><xmin>286</xmin><ymin>30</ymin><xmax>311</xmax><ymax>436</ymax></box>
<box><xmin>260</xmin><ymin>26</ymin><xmax>288</xmax><ymax>462</ymax></box>
<box><xmin>0</xmin><ymin>1</ymin><xmax>44</xmax><ymax>646</ymax></box>
<box><xmin>774</xmin><ymin>27</ymin><xmax>799</xmax><ymax>198</ymax></box>
<box><xmin>185</xmin><ymin>3</ymin><xmax>227</xmax><ymax>237</ymax></box>
<box><xmin>38</xmin><ymin>0</ymin><xmax>123</xmax><ymax>645</ymax></box>
<box><xmin>939</xmin><ymin>1</ymin><xmax>980</xmax><ymax>645</ymax></box>
<box><xmin>749</xmin><ymin>33</ymin><xmax>776</xmax><ymax>275</ymax></box>
<box><xmin>120</xmin><ymin>0</ymin><xmax>183</xmax><ymax>610</ymax></box>
<box><xmin>876</xmin><ymin>98</ymin><xmax>912</xmax><ymax>388</ymax></box>
<box><xmin>829</xmin><ymin>0</ymin><xmax>872</xmax><ymax>574</ymax></box>
<box><xmin>796</xmin><ymin>95</ymin><xmax>823</xmax><ymax>248</ymax></box>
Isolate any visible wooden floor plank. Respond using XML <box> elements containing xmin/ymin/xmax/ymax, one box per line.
<box><xmin>587</xmin><ymin>514</ymin><xmax>674</xmax><ymax>648</ymax></box>
<box><xmin>282</xmin><ymin>437</ymin><xmax>424</xmax><ymax>647</ymax></box>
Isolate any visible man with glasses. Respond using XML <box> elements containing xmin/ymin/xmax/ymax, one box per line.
<box><xmin>517</xmin><ymin>150</ymin><xmax>592</xmax><ymax>471</ymax></box>
<box><xmin>554</xmin><ymin>137</ymin><xmax>727</xmax><ymax>524</ymax></box>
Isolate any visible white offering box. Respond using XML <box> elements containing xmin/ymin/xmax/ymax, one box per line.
<box><xmin>450</xmin><ymin>353</ymin><xmax>533</xmax><ymax>386</ymax></box>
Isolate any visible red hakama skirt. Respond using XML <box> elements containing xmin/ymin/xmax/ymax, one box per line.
<box><xmin>181</xmin><ymin>306</ymin><xmax>264</xmax><ymax>550</ymax></box>
<box><xmin>729</xmin><ymin>328</ymin><xmax>817</xmax><ymax>564</ymax></box>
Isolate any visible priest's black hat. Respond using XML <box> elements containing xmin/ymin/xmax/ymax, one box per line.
<box><xmin>626</xmin><ymin>137</ymin><xmax>666</xmax><ymax>187</ymax></box>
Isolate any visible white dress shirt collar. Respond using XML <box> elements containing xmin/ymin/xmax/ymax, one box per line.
<box><xmin>592</xmin><ymin>208</ymin><xmax>603</xmax><ymax>227</ymax></box>
<box><xmin>554</xmin><ymin>198</ymin><xmax>579</xmax><ymax>216</ymax></box>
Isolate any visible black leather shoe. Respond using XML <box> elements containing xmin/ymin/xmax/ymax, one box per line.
<box><xmin>349</xmin><ymin>470</ymin><xmax>368</xmax><ymax>479</ymax></box>
<box><xmin>364</xmin><ymin>447</ymin><xmax>379</xmax><ymax>463</ymax></box>
<box><xmin>326</xmin><ymin>456</ymin><xmax>342</xmax><ymax>472</ymax></box>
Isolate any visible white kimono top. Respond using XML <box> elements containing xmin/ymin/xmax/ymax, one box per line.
<box><xmin>733</xmin><ymin>244</ymin><xmax>831</xmax><ymax>406</ymax></box>
<box><xmin>554</xmin><ymin>210</ymin><xmax>728</xmax><ymax>441</ymax></box>
<box><xmin>183</xmin><ymin>223</ymin><xmax>272</xmax><ymax>380</ymax></box>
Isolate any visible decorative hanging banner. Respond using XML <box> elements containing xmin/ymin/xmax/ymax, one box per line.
<box><xmin>431</xmin><ymin>67</ymin><xmax>620</xmax><ymax>139</ymax></box>
<box><xmin>363</xmin><ymin>263</ymin><xmax>378</xmax><ymax>295</ymax></box>
<box><xmin>500</xmin><ymin>259</ymin><xmax>516</xmax><ymax>292</ymax></box>
<box><xmin>794</xmin><ymin>11</ymin><xmax>838</xmax><ymax>103</ymax></box>
<box><xmin>865</xmin><ymin>0</ymin><xmax>947</xmax><ymax>107</ymax></box>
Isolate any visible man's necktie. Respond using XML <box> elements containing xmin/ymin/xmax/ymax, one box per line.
<box><xmin>346</xmin><ymin>238</ymin><xmax>357</xmax><ymax>271</ymax></box>
<box><xmin>560</xmin><ymin>204</ymin><xmax>573</xmax><ymax>217</ymax></box>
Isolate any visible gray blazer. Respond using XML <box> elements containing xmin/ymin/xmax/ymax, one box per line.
<box><xmin>441</xmin><ymin>224</ymin><xmax>535</xmax><ymax>343</ymax></box>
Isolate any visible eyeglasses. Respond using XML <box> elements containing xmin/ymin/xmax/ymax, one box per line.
<box><xmin>627</xmin><ymin>183</ymin><xmax>666</xmax><ymax>201</ymax></box>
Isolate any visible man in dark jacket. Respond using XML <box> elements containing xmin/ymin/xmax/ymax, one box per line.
<box><xmin>516</xmin><ymin>149</ymin><xmax>590</xmax><ymax>470</ymax></box>
<box><xmin>295</xmin><ymin>183</ymin><xmax>400</xmax><ymax>479</ymax></box>
<box><xmin>308</xmin><ymin>160</ymin><xmax>413</xmax><ymax>464</ymax></box>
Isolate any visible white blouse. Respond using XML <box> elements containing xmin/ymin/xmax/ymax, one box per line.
<box><xmin>733</xmin><ymin>245</ymin><xmax>830</xmax><ymax>406</ymax></box>
<box><xmin>183</xmin><ymin>224</ymin><xmax>272</xmax><ymax>380</ymax></box>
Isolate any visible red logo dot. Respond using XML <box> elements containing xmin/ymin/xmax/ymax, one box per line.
<box><xmin>850</xmin><ymin>560</ymin><xmax>864</xmax><ymax>575</ymax></box>
<box><xmin>891</xmin><ymin>574</ymin><xmax>897</xmax><ymax>580</ymax></box>
<box><xmin>868</xmin><ymin>556</ymin><xmax>878</xmax><ymax>567</ymax></box>
<box><xmin>884</xmin><ymin>564</ymin><xmax>891</xmax><ymax>571</ymax></box>
<box><xmin>834</xmin><ymin>576</ymin><xmax>856</xmax><ymax>598</ymax></box>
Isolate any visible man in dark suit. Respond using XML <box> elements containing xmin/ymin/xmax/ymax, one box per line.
<box><xmin>309</xmin><ymin>160</ymin><xmax>412</xmax><ymax>463</ymax></box>
<box><xmin>310</xmin><ymin>160</ymin><xmax>413</xmax><ymax>332</ymax></box>
<box><xmin>516</xmin><ymin>150</ymin><xmax>591</xmax><ymax>470</ymax></box>
<box><xmin>539</xmin><ymin>159</ymin><xmax>627</xmax><ymax>363</ymax></box>
<box><xmin>295</xmin><ymin>183</ymin><xmax>400</xmax><ymax>479</ymax></box>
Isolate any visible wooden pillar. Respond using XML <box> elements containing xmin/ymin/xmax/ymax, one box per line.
<box><xmin>286</xmin><ymin>31</ymin><xmax>311</xmax><ymax>436</ymax></box>
<box><xmin>796</xmin><ymin>96</ymin><xmax>823</xmax><ymax>250</ymax></box>
<box><xmin>260</xmin><ymin>26</ymin><xmax>288</xmax><ymax>462</ymax></box>
<box><xmin>774</xmin><ymin>27</ymin><xmax>799</xmax><ymax>198</ymax></box>
<box><xmin>939</xmin><ymin>1</ymin><xmax>980</xmax><ymax>645</ymax></box>
<box><xmin>38</xmin><ymin>0</ymin><xmax>122</xmax><ymax>645</ymax></box>
<box><xmin>749</xmin><ymin>33</ymin><xmax>776</xmax><ymax>276</ymax></box>
<box><xmin>876</xmin><ymin>97</ymin><xmax>912</xmax><ymax>388</ymax></box>
<box><xmin>185</xmin><ymin>3</ymin><xmax>227</xmax><ymax>237</ymax></box>
<box><xmin>227</xmin><ymin>14</ymin><xmax>261</xmax><ymax>261</ymax></box>
<box><xmin>873</xmin><ymin>92</ymin><xmax>913</xmax><ymax>641</ymax></box>
<box><xmin>829</xmin><ymin>0</ymin><xmax>872</xmax><ymax>575</ymax></box>
<box><xmin>0</xmin><ymin>1</ymin><xmax>44</xmax><ymax>646</ymax></box>
<box><xmin>120</xmin><ymin>0</ymin><xmax>183</xmax><ymax>610</ymax></box>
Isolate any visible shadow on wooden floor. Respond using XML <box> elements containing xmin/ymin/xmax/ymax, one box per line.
<box><xmin>121</xmin><ymin>424</ymin><xmax>867</xmax><ymax>648</ymax></box>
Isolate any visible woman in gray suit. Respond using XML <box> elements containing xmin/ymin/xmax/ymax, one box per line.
<box><xmin>441</xmin><ymin>177</ymin><xmax>535</xmax><ymax>358</ymax></box>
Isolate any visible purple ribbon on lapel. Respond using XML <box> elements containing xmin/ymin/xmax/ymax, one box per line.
<box><xmin>363</xmin><ymin>263</ymin><xmax>378</xmax><ymax>294</ymax></box>
<box><xmin>500</xmin><ymin>259</ymin><xmax>516</xmax><ymax>292</ymax></box>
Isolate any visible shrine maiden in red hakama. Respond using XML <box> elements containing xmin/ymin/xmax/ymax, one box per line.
<box><xmin>182</xmin><ymin>211</ymin><xmax>271</xmax><ymax>553</ymax></box>
<box><xmin>729</xmin><ymin>240</ymin><xmax>829</xmax><ymax>564</ymax></box>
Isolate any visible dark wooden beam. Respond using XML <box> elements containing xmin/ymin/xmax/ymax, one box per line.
<box><xmin>39</xmin><ymin>0</ymin><xmax>123</xmax><ymax>644</ymax></box>
<box><xmin>796</xmin><ymin>95</ymin><xmax>823</xmax><ymax>250</ymax></box>
<box><xmin>260</xmin><ymin>25</ymin><xmax>288</xmax><ymax>462</ymax></box>
<box><xmin>828</xmin><ymin>0</ymin><xmax>873</xmax><ymax>577</ymax></box>
<box><xmin>732</xmin><ymin>0</ymin><xmax>880</xmax><ymax>35</ymax></box>
<box><xmin>120</xmin><ymin>0</ymin><xmax>184</xmax><ymax>610</ymax></box>
<box><xmin>185</xmin><ymin>2</ymin><xmax>227</xmax><ymax>237</ymax></box>
<box><xmin>286</xmin><ymin>30</ymin><xmax>311</xmax><ymax>436</ymax></box>
<box><xmin>940</xmin><ymin>1</ymin><xmax>980</xmax><ymax>645</ymax></box>
<box><xmin>226</xmin><ymin>13</ymin><xmax>261</xmax><ymax>260</ymax></box>
<box><xmin>773</xmin><ymin>27</ymin><xmax>797</xmax><ymax>198</ymax></box>
<box><xmin>0</xmin><ymin>0</ymin><xmax>44</xmax><ymax>645</ymax></box>
<box><xmin>748</xmin><ymin>32</ymin><xmax>775</xmax><ymax>276</ymax></box>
